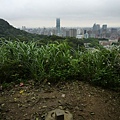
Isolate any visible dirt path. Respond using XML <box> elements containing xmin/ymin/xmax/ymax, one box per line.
<box><xmin>0</xmin><ymin>81</ymin><xmax>120</xmax><ymax>120</ymax></box>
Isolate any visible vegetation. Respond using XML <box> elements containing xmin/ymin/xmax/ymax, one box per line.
<box><xmin>0</xmin><ymin>18</ymin><xmax>120</xmax><ymax>91</ymax></box>
<box><xmin>0</xmin><ymin>18</ymin><xmax>48</xmax><ymax>42</ymax></box>
<box><xmin>0</xmin><ymin>40</ymin><xmax>120</xmax><ymax>90</ymax></box>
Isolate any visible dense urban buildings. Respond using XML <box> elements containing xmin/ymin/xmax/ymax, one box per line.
<box><xmin>22</xmin><ymin>19</ymin><xmax>120</xmax><ymax>47</ymax></box>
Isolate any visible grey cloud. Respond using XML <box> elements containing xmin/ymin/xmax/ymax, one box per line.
<box><xmin>0</xmin><ymin>0</ymin><xmax>120</xmax><ymax>27</ymax></box>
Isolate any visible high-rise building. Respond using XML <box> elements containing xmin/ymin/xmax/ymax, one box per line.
<box><xmin>102</xmin><ymin>25</ymin><xmax>107</xmax><ymax>31</ymax></box>
<box><xmin>92</xmin><ymin>23</ymin><xmax>101</xmax><ymax>38</ymax></box>
<box><xmin>56</xmin><ymin>18</ymin><xmax>60</xmax><ymax>36</ymax></box>
<box><xmin>93</xmin><ymin>23</ymin><xmax>100</xmax><ymax>31</ymax></box>
<box><xmin>101</xmin><ymin>24</ymin><xmax>107</xmax><ymax>38</ymax></box>
<box><xmin>69</xmin><ymin>29</ymin><xmax>77</xmax><ymax>37</ymax></box>
<box><xmin>93</xmin><ymin>23</ymin><xmax>97</xmax><ymax>31</ymax></box>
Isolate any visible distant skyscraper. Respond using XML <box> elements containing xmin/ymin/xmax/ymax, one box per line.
<box><xmin>93</xmin><ymin>23</ymin><xmax>97</xmax><ymax>31</ymax></box>
<box><xmin>93</xmin><ymin>23</ymin><xmax>100</xmax><ymax>31</ymax></box>
<box><xmin>56</xmin><ymin>18</ymin><xmax>60</xmax><ymax>36</ymax></box>
<box><xmin>69</xmin><ymin>29</ymin><xmax>77</xmax><ymax>37</ymax></box>
<box><xmin>96</xmin><ymin>24</ymin><xmax>100</xmax><ymax>30</ymax></box>
<box><xmin>92</xmin><ymin>23</ymin><xmax>101</xmax><ymax>37</ymax></box>
<box><xmin>102</xmin><ymin>25</ymin><xmax>107</xmax><ymax>31</ymax></box>
<box><xmin>101</xmin><ymin>24</ymin><xmax>107</xmax><ymax>38</ymax></box>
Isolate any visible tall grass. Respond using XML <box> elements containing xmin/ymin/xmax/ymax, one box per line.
<box><xmin>77</xmin><ymin>47</ymin><xmax>120</xmax><ymax>88</ymax></box>
<box><xmin>0</xmin><ymin>40</ymin><xmax>120</xmax><ymax>90</ymax></box>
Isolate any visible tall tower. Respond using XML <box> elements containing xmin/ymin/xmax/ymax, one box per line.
<box><xmin>102</xmin><ymin>25</ymin><xmax>107</xmax><ymax>31</ymax></box>
<box><xmin>56</xmin><ymin>18</ymin><xmax>60</xmax><ymax>36</ymax></box>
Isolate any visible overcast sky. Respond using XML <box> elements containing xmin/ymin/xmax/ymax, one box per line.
<box><xmin>0</xmin><ymin>0</ymin><xmax>120</xmax><ymax>28</ymax></box>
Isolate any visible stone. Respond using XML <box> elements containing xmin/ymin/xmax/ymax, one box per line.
<box><xmin>55</xmin><ymin>109</ymin><xmax>64</xmax><ymax>120</ymax></box>
<box><xmin>1</xmin><ymin>103</ymin><xmax>5</xmax><ymax>107</ymax></box>
<box><xmin>90</xmin><ymin>112</ymin><xmax>95</xmax><ymax>115</ymax></box>
<box><xmin>42</xmin><ymin>106</ymin><xmax>47</xmax><ymax>108</ymax></box>
<box><xmin>45</xmin><ymin>109</ymin><xmax>73</xmax><ymax>120</ymax></box>
<box><xmin>61</xmin><ymin>94</ymin><xmax>65</xmax><ymax>98</ymax></box>
<box><xmin>31</xmin><ymin>97</ymin><xmax>36</xmax><ymax>100</ymax></box>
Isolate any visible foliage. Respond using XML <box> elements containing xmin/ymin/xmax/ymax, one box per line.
<box><xmin>0</xmin><ymin>41</ymin><xmax>120</xmax><ymax>90</ymax></box>
<box><xmin>82</xmin><ymin>38</ymin><xmax>101</xmax><ymax>48</ymax></box>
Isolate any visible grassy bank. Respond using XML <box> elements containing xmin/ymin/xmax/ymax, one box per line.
<box><xmin>0</xmin><ymin>40</ymin><xmax>120</xmax><ymax>90</ymax></box>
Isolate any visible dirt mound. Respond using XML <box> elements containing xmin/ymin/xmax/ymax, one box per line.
<box><xmin>0</xmin><ymin>81</ymin><xmax>120</xmax><ymax>120</ymax></box>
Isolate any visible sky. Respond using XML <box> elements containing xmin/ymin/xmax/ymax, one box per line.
<box><xmin>0</xmin><ymin>0</ymin><xmax>120</xmax><ymax>28</ymax></box>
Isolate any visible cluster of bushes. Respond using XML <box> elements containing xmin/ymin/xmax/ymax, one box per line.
<box><xmin>0</xmin><ymin>40</ymin><xmax>120</xmax><ymax>90</ymax></box>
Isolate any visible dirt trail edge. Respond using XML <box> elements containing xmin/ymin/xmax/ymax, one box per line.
<box><xmin>0</xmin><ymin>81</ymin><xmax>120</xmax><ymax>120</ymax></box>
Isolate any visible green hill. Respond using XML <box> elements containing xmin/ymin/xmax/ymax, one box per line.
<box><xmin>0</xmin><ymin>18</ymin><xmax>46</xmax><ymax>41</ymax></box>
<box><xmin>0</xmin><ymin>18</ymin><xmax>84</xmax><ymax>48</ymax></box>
<box><xmin>0</xmin><ymin>19</ymin><xmax>26</xmax><ymax>36</ymax></box>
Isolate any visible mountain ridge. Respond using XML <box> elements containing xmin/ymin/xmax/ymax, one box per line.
<box><xmin>0</xmin><ymin>18</ymin><xmax>46</xmax><ymax>41</ymax></box>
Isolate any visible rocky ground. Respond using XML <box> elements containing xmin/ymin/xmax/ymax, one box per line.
<box><xmin>0</xmin><ymin>80</ymin><xmax>120</xmax><ymax>120</ymax></box>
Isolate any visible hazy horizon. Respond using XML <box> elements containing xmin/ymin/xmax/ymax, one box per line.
<box><xmin>0</xmin><ymin>0</ymin><xmax>120</xmax><ymax>28</ymax></box>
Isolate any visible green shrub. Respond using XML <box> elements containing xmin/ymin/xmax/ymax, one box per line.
<box><xmin>0</xmin><ymin>40</ymin><xmax>120</xmax><ymax>90</ymax></box>
<box><xmin>0</xmin><ymin>60</ymin><xmax>30</xmax><ymax>83</ymax></box>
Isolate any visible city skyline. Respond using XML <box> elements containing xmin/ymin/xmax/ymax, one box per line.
<box><xmin>0</xmin><ymin>0</ymin><xmax>120</xmax><ymax>28</ymax></box>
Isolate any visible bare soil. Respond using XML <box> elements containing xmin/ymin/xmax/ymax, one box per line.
<box><xmin>0</xmin><ymin>80</ymin><xmax>120</xmax><ymax>120</ymax></box>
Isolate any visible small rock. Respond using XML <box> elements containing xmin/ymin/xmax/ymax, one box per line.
<box><xmin>1</xmin><ymin>103</ymin><xmax>5</xmax><ymax>107</ymax></box>
<box><xmin>59</xmin><ymin>105</ymin><xmax>63</xmax><ymax>109</ymax></box>
<box><xmin>31</xmin><ymin>97</ymin><xmax>36</xmax><ymax>100</ymax></box>
<box><xmin>90</xmin><ymin>112</ymin><xmax>95</xmax><ymax>115</ymax></box>
<box><xmin>88</xmin><ymin>94</ymin><xmax>91</xmax><ymax>97</ymax></box>
<box><xmin>61</xmin><ymin>94</ymin><xmax>65</xmax><ymax>98</ymax></box>
<box><xmin>75</xmin><ymin>106</ymin><xmax>79</xmax><ymax>110</ymax></box>
<box><xmin>48</xmin><ymin>82</ymin><xmax>50</xmax><ymax>85</ymax></box>
<box><xmin>42</xmin><ymin>106</ymin><xmax>47</xmax><ymax>108</ymax></box>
